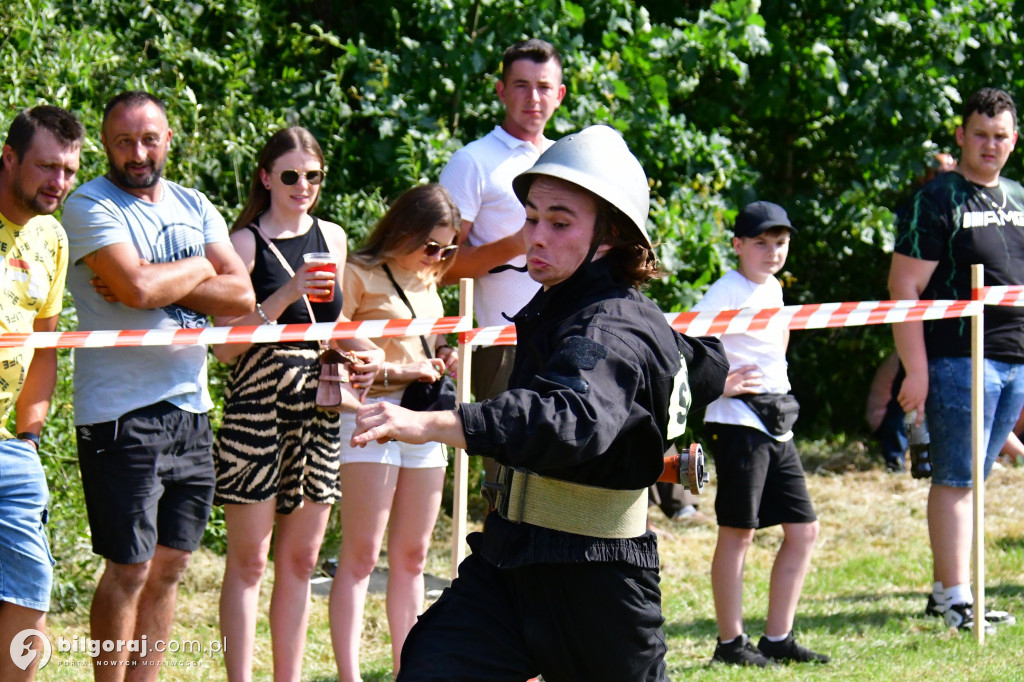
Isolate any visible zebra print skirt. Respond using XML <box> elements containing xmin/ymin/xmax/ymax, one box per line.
<box><xmin>213</xmin><ymin>344</ymin><xmax>342</xmax><ymax>514</ymax></box>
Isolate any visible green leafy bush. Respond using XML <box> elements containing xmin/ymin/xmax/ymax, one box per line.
<box><xmin>5</xmin><ymin>0</ymin><xmax>1024</xmax><ymax>596</ymax></box>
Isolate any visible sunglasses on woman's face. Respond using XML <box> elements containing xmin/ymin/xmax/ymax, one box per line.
<box><xmin>273</xmin><ymin>169</ymin><xmax>326</xmax><ymax>186</ymax></box>
<box><xmin>424</xmin><ymin>240</ymin><xmax>458</xmax><ymax>259</ymax></box>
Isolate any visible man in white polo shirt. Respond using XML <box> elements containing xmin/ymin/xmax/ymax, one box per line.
<box><xmin>440</xmin><ymin>39</ymin><xmax>565</xmax><ymax>505</ymax></box>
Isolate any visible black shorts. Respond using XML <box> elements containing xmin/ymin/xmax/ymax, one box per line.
<box><xmin>77</xmin><ymin>401</ymin><xmax>215</xmax><ymax>564</ymax></box>
<box><xmin>705</xmin><ymin>423</ymin><xmax>816</xmax><ymax>529</ymax></box>
<box><xmin>396</xmin><ymin>551</ymin><xmax>668</xmax><ymax>682</ymax></box>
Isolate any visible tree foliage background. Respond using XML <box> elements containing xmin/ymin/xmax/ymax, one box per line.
<box><xmin>4</xmin><ymin>0</ymin><xmax>1024</xmax><ymax>606</ymax></box>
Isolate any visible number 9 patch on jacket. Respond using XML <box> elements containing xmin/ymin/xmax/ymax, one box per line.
<box><xmin>667</xmin><ymin>359</ymin><xmax>691</xmax><ymax>440</ymax></box>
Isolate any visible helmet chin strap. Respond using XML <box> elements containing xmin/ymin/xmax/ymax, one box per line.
<box><xmin>487</xmin><ymin>221</ymin><xmax>605</xmax><ymax>278</ymax></box>
<box><xmin>488</xmin><ymin>263</ymin><xmax>528</xmax><ymax>274</ymax></box>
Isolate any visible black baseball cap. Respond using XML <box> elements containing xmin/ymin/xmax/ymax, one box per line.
<box><xmin>733</xmin><ymin>201</ymin><xmax>797</xmax><ymax>238</ymax></box>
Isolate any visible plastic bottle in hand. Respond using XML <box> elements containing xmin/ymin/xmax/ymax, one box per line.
<box><xmin>905</xmin><ymin>410</ymin><xmax>932</xmax><ymax>479</ymax></box>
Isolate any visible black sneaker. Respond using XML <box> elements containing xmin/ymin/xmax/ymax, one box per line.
<box><xmin>757</xmin><ymin>633</ymin><xmax>829</xmax><ymax>664</ymax></box>
<box><xmin>943</xmin><ymin>602</ymin><xmax>997</xmax><ymax>634</ymax></box>
<box><xmin>925</xmin><ymin>594</ymin><xmax>945</xmax><ymax>618</ymax></box>
<box><xmin>711</xmin><ymin>633</ymin><xmax>772</xmax><ymax>667</ymax></box>
<box><xmin>927</xmin><ymin>595</ymin><xmax>1015</xmax><ymax>625</ymax></box>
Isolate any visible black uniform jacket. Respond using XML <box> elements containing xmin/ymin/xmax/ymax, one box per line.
<box><xmin>458</xmin><ymin>257</ymin><xmax>686</xmax><ymax>570</ymax></box>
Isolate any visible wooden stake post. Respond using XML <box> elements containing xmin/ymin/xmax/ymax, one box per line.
<box><xmin>971</xmin><ymin>264</ymin><xmax>985</xmax><ymax>644</ymax></box>
<box><xmin>450</xmin><ymin>278</ymin><xmax>474</xmax><ymax>579</ymax></box>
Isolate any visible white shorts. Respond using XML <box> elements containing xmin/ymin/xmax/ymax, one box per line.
<box><xmin>339</xmin><ymin>396</ymin><xmax>448</xmax><ymax>468</ymax></box>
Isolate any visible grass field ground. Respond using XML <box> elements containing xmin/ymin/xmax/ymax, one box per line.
<box><xmin>42</xmin><ymin>441</ymin><xmax>1024</xmax><ymax>681</ymax></box>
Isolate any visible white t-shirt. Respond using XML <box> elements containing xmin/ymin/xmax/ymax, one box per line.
<box><xmin>63</xmin><ymin>176</ymin><xmax>230</xmax><ymax>424</ymax></box>
<box><xmin>440</xmin><ymin>126</ymin><xmax>550</xmax><ymax>327</ymax></box>
<box><xmin>692</xmin><ymin>269</ymin><xmax>793</xmax><ymax>440</ymax></box>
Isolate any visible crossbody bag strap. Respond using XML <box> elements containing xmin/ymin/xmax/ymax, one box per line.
<box><xmin>251</xmin><ymin>220</ymin><xmax>318</xmax><ymax>324</ymax></box>
<box><xmin>381</xmin><ymin>263</ymin><xmax>433</xmax><ymax>359</ymax></box>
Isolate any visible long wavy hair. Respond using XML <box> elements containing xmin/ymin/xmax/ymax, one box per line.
<box><xmin>232</xmin><ymin>127</ymin><xmax>325</xmax><ymax>232</ymax></box>
<box><xmin>349</xmin><ymin>184</ymin><xmax>461</xmax><ymax>282</ymax></box>
<box><xmin>592</xmin><ymin>197</ymin><xmax>661</xmax><ymax>289</ymax></box>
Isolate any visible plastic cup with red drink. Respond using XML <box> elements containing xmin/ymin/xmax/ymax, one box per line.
<box><xmin>302</xmin><ymin>252</ymin><xmax>337</xmax><ymax>303</ymax></box>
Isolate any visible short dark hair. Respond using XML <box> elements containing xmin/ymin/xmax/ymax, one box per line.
<box><xmin>1</xmin><ymin>105</ymin><xmax>84</xmax><ymax>171</ymax></box>
<box><xmin>102</xmin><ymin>91</ymin><xmax>167</xmax><ymax>130</ymax></box>
<box><xmin>501</xmin><ymin>39</ymin><xmax>562</xmax><ymax>82</ymax></box>
<box><xmin>963</xmin><ymin>88</ymin><xmax>1017</xmax><ymax>129</ymax></box>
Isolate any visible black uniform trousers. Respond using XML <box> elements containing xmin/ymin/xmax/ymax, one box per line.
<box><xmin>396</xmin><ymin>550</ymin><xmax>669</xmax><ymax>682</ymax></box>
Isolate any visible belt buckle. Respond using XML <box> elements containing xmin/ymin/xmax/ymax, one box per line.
<box><xmin>493</xmin><ymin>466</ymin><xmax>527</xmax><ymax>524</ymax></box>
<box><xmin>481</xmin><ymin>464</ymin><xmax>508</xmax><ymax>513</ymax></box>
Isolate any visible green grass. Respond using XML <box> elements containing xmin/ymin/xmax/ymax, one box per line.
<box><xmin>41</xmin><ymin>442</ymin><xmax>1024</xmax><ymax>681</ymax></box>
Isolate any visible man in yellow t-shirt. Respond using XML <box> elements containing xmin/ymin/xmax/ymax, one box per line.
<box><xmin>0</xmin><ymin>105</ymin><xmax>82</xmax><ymax>682</ymax></box>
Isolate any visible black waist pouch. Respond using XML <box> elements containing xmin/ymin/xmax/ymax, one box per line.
<box><xmin>736</xmin><ymin>393</ymin><xmax>800</xmax><ymax>436</ymax></box>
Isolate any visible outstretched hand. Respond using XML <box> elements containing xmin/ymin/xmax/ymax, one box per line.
<box><xmin>352</xmin><ymin>401</ymin><xmax>430</xmax><ymax>447</ymax></box>
<box><xmin>351</xmin><ymin>401</ymin><xmax>467</xmax><ymax>450</ymax></box>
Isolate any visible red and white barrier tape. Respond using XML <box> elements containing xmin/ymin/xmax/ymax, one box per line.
<box><xmin>975</xmin><ymin>284</ymin><xmax>1024</xmax><ymax>306</ymax></box>
<box><xmin>459</xmin><ymin>298</ymin><xmax>984</xmax><ymax>346</ymax></box>
<box><xmin>0</xmin><ymin>316</ymin><xmax>473</xmax><ymax>350</ymax></box>
<box><xmin>0</xmin><ymin>294</ymin><xmax>1013</xmax><ymax>350</ymax></box>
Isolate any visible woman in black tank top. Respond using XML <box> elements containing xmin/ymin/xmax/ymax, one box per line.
<box><xmin>209</xmin><ymin>127</ymin><xmax>383</xmax><ymax>681</ymax></box>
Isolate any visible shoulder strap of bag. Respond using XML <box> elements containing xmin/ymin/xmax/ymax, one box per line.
<box><xmin>381</xmin><ymin>263</ymin><xmax>433</xmax><ymax>359</ymax></box>
<box><xmin>252</xmin><ymin>220</ymin><xmax>318</xmax><ymax>324</ymax></box>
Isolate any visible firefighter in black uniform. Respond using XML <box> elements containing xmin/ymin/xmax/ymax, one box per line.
<box><xmin>352</xmin><ymin>125</ymin><xmax>726</xmax><ymax>682</ymax></box>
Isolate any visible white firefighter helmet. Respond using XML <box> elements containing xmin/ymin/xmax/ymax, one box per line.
<box><xmin>512</xmin><ymin>125</ymin><xmax>651</xmax><ymax>247</ymax></box>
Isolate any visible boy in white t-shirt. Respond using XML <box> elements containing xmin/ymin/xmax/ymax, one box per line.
<box><xmin>693</xmin><ymin>201</ymin><xmax>828</xmax><ymax>667</ymax></box>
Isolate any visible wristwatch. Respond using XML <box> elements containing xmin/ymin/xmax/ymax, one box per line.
<box><xmin>17</xmin><ymin>432</ymin><xmax>40</xmax><ymax>449</ymax></box>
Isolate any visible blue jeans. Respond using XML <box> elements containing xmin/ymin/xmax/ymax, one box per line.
<box><xmin>876</xmin><ymin>398</ymin><xmax>908</xmax><ymax>469</ymax></box>
<box><xmin>0</xmin><ymin>438</ymin><xmax>54</xmax><ymax>611</ymax></box>
<box><xmin>926</xmin><ymin>357</ymin><xmax>1024</xmax><ymax>487</ymax></box>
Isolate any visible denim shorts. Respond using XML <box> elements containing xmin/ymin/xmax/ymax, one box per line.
<box><xmin>338</xmin><ymin>396</ymin><xmax>448</xmax><ymax>468</ymax></box>
<box><xmin>0</xmin><ymin>438</ymin><xmax>54</xmax><ymax>611</ymax></box>
<box><xmin>927</xmin><ymin>357</ymin><xmax>1024</xmax><ymax>487</ymax></box>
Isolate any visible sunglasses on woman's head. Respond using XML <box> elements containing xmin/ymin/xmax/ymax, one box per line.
<box><xmin>424</xmin><ymin>241</ymin><xmax>458</xmax><ymax>259</ymax></box>
<box><xmin>274</xmin><ymin>169</ymin><xmax>326</xmax><ymax>186</ymax></box>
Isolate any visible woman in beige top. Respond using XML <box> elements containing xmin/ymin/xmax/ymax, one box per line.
<box><xmin>330</xmin><ymin>183</ymin><xmax>460</xmax><ymax>681</ymax></box>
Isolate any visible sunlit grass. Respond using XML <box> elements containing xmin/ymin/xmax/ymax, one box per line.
<box><xmin>44</xmin><ymin>442</ymin><xmax>1024</xmax><ymax>681</ymax></box>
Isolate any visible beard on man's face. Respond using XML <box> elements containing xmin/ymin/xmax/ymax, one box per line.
<box><xmin>11</xmin><ymin>177</ymin><xmax>63</xmax><ymax>217</ymax></box>
<box><xmin>106</xmin><ymin>151</ymin><xmax>164</xmax><ymax>189</ymax></box>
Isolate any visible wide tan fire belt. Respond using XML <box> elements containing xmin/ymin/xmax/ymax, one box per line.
<box><xmin>503</xmin><ymin>469</ymin><xmax>648</xmax><ymax>539</ymax></box>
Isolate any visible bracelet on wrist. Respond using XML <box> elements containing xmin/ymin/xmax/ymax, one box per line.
<box><xmin>255</xmin><ymin>302</ymin><xmax>275</xmax><ymax>325</ymax></box>
<box><xmin>383</xmin><ymin>364</ymin><xmax>389</xmax><ymax>389</ymax></box>
<box><xmin>17</xmin><ymin>432</ymin><xmax>40</xmax><ymax>449</ymax></box>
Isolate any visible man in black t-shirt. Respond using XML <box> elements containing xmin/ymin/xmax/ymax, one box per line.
<box><xmin>889</xmin><ymin>87</ymin><xmax>1024</xmax><ymax>633</ymax></box>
